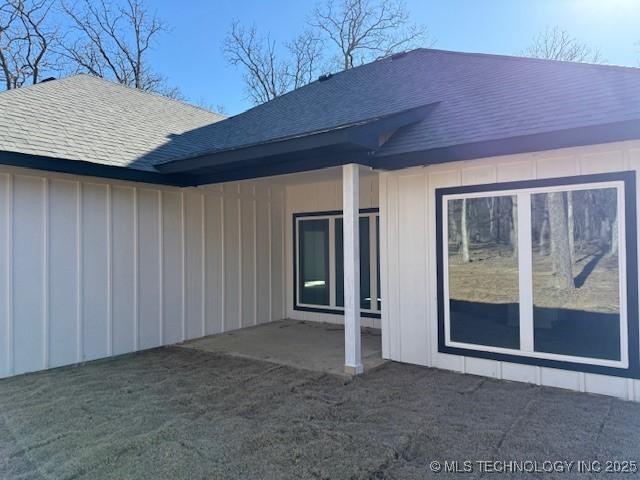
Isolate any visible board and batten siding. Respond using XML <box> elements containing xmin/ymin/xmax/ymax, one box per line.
<box><xmin>379</xmin><ymin>140</ymin><xmax>640</xmax><ymax>401</ymax></box>
<box><xmin>285</xmin><ymin>174</ymin><xmax>380</xmax><ymax>328</ymax></box>
<box><xmin>0</xmin><ymin>167</ymin><xmax>286</xmax><ymax>379</ymax></box>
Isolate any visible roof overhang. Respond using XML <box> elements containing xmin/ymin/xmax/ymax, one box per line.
<box><xmin>0</xmin><ymin>150</ymin><xmax>185</xmax><ymax>186</ymax></box>
<box><xmin>157</xmin><ymin>103</ymin><xmax>439</xmax><ymax>180</ymax></box>
<box><xmin>1</xmin><ymin>117</ymin><xmax>638</xmax><ymax>188</ymax></box>
<box><xmin>373</xmin><ymin>119</ymin><xmax>640</xmax><ymax>170</ymax></box>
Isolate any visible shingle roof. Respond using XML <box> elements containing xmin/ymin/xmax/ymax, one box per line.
<box><xmin>154</xmin><ymin>49</ymin><xmax>640</xmax><ymax>167</ymax></box>
<box><xmin>0</xmin><ymin>74</ymin><xmax>224</xmax><ymax>172</ymax></box>
<box><xmin>1</xmin><ymin>49</ymin><xmax>639</xmax><ymax>178</ymax></box>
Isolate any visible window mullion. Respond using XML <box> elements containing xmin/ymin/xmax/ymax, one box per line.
<box><xmin>517</xmin><ymin>192</ymin><xmax>534</xmax><ymax>352</ymax></box>
<box><xmin>329</xmin><ymin>217</ymin><xmax>336</xmax><ymax>308</ymax></box>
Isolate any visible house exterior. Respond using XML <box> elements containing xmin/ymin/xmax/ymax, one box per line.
<box><xmin>1</xmin><ymin>49</ymin><xmax>640</xmax><ymax>399</ymax></box>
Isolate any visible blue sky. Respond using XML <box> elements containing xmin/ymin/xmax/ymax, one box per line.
<box><xmin>147</xmin><ymin>0</ymin><xmax>640</xmax><ymax>115</ymax></box>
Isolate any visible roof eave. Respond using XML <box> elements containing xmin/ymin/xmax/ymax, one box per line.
<box><xmin>157</xmin><ymin>103</ymin><xmax>439</xmax><ymax>174</ymax></box>
<box><xmin>373</xmin><ymin>119</ymin><xmax>640</xmax><ymax>171</ymax></box>
<box><xmin>0</xmin><ymin>150</ymin><xmax>188</xmax><ymax>186</ymax></box>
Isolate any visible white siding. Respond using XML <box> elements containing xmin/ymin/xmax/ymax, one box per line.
<box><xmin>0</xmin><ymin>167</ymin><xmax>286</xmax><ymax>379</ymax></box>
<box><xmin>285</xmin><ymin>174</ymin><xmax>380</xmax><ymax>328</ymax></box>
<box><xmin>380</xmin><ymin>140</ymin><xmax>640</xmax><ymax>401</ymax></box>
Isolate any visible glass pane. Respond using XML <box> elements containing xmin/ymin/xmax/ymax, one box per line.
<box><xmin>447</xmin><ymin>196</ymin><xmax>520</xmax><ymax>349</ymax></box>
<box><xmin>299</xmin><ymin>219</ymin><xmax>330</xmax><ymax>305</ymax></box>
<box><xmin>335</xmin><ymin>217</ymin><xmax>371</xmax><ymax>309</ymax></box>
<box><xmin>531</xmin><ymin>188</ymin><xmax>621</xmax><ymax>360</ymax></box>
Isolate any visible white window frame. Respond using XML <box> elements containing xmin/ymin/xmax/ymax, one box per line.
<box><xmin>294</xmin><ymin>211</ymin><xmax>381</xmax><ymax>316</ymax></box>
<box><xmin>441</xmin><ymin>180</ymin><xmax>628</xmax><ymax>369</ymax></box>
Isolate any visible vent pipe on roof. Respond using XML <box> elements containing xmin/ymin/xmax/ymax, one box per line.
<box><xmin>391</xmin><ymin>51</ymin><xmax>408</xmax><ymax>60</ymax></box>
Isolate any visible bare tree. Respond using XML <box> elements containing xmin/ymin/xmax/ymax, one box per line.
<box><xmin>311</xmin><ymin>0</ymin><xmax>429</xmax><ymax>70</ymax></box>
<box><xmin>0</xmin><ymin>0</ymin><xmax>61</xmax><ymax>90</ymax></box>
<box><xmin>286</xmin><ymin>30</ymin><xmax>323</xmax><ymax>88</ymax></box>
<box><xmin>225</xmin><ymin>0</ymin><xmax>431</xmax><ymax>104</ymax></box>
<box><xmin>223</xmin><ymin>21</ymin><xmax>289</xmax><ymax>104</ymax></box>
<box><xmin>523</xmin><ymin>26</ymin><xmax>603</xmax><ymax>63</ymax></box>
<box><xmin>461</xmin><ymin>199</ymin><xmax>470</xmax><ymax>263</ymax></box>
<box><xmin>567</xmin><ymin>191</ymin><xmax>575</xmax><ymax>262</ymax></box>
<box><xmin>60</xmin><ymin>0</ymin><xmax>178</xmax><ymax>95</ymax></box>
<box><xmin>548</xmin><ymin>192</ymin><xmax>574</xmax><ymax>290</ymax></box>
<box><xmin>224</xmin><ymin>22</ymin><xmax>322</xmax><ymax>104</ymax></box>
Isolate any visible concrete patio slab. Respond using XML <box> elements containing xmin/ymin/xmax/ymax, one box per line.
<box><xmin>177</xmin><ymin>319</ymin><xmax>386</xmax><ymax>375</ymax></box>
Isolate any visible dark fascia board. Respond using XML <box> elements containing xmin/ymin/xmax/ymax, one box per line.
<box><xmin>3</xmin><ymin>117</ymin><xmax>638</xmax><ymax>188</ymax></box>
<box><xmin>158</xmin><ymin>103</ymin><xmax>438</xmax><ymax>174</ymax></box>
<box><xmin>181</xmin><ymin>151</ymin><xmax>374</xmax><ymax>186</ymax></box>
<box><xmin>373</xmin><ymin>119</ymin><xmax>640</xmax><ymax>170</ymax></box>
<box><xmin>0</xmin><ymin>150</ymin><xmax>188</xmax><ymax>186</ymax></box>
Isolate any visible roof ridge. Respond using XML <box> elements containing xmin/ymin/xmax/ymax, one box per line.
<box><xmin>412</xmin><ymin>47</ymin><xmax>640</xmax><ymax>72</ymax></box>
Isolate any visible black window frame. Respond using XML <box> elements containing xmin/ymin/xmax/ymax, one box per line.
<box><xmin>436</xmin><ymin>171</ymin><xmax>640</xmax><ymax>379</ymax></box>
<box><xmin>293</xmin><ymin>208</ymin><xmax>381</xmax><ymax>319</ymax></box>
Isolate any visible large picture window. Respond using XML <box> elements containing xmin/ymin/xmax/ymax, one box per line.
<box><xmin>294</xmin><ymin>209</ymin><xmax>381</xmax><ymax>318</ymax></box>
<box><xmin>437</xmin><ymin>172</ymin><xmax>639</xmax><ymax>378</ymax></box>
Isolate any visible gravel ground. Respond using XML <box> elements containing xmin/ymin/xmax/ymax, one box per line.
<box><xmin>0</xmin><ymin>347</ymin><xmax>639</xmax><ymax>479</ymax></box>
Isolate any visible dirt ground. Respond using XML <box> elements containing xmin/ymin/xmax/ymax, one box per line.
<box><xmin>1</xmin><ymin>348</ymin><xmax>639</xmax><ymax>480</ymax></box>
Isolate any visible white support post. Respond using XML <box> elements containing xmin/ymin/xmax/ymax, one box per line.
<box><xmin>343</xmin><ymin>164</ymin><xmax>363</xmax><ymax>375</ymax></box>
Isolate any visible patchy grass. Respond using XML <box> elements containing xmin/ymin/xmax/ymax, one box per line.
<box><xmin>1</xmin><ymin>348</ymin><xmax>639</xmax><ymax>479</ymax></box>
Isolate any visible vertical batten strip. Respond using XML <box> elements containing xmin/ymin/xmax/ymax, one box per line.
<box><xmin>43</xmin><ymin>178</ymin><xmax>49</xmax><ymax>369</ymax></box>
<box><xmin>181</xmin><ymin>190</ymin><xmax>186</xmax><ymax>341</ymax></box>
<box><xmin>253</xmin><ymin>191</ymin><xmax>258</xmax><ymax>326</ymax></box>
<box><xmin>158</xmin><ymin>190</ymin><xmax>164</xmax><ymax>345</ymax></box>
<box><xmin>267</xmin><ymin>188</ymin><xmax>273</xmax><ymax>322</ymax></box>
<box><xmin>133</xmin><ymin>187</ymin><xmax>139</xmax><ymax>350</ymax></box>
<box><xmin>237</xmin><ymin>195</ymin><xmax>242</xmax><ymax>328</ymax></box>
<box><xmin>7</xmin><ymin>174</ymin><xmax>13</xmax><ymax>375</ymax></box>
<box><xmin>106</xmin><ymin>184</ymin><xmax>113</xmax><ymax>356</ymax></box>
<box><xmin>379</xmin><ymin>174</ymin><xmax>390</xmax><ymax>358</ymax></box>
<box><xmin>281</xmin><ymin>190</ymin><xmax>286</xmax><ymax>319</ymax></box>
<box><xmin>424</xmin><ymin>171</ymin><xmax>434</xmax><ymax>367</ymax></box>
<box><xmin>201</xmin><ymin>193</ymin><xmax>206</xmax><ymax>336</ymax></box>
<box><xmin>76</xmin><ymin>182</ymin><xmax>83</xmax><ymax>361</ymax></box>
<box><xmin>220</xmin><ymin>195</ymin><xmax>225</xmax><ymax>332</ymax></box>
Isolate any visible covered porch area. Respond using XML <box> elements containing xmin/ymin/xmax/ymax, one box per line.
<box><xmin>179</xmin><ymin>319</ymin><xmax>386</xmax><ymax>376</ymax></box>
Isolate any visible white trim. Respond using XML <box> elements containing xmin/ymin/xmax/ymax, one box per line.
<box><xmin>343</xmin><ymin>164</ymin><xmax>362</xmax><ymax>374</ymax></box>
<box><xmin>441</xmin><ymin>179</ymin><xmax>629</xmax><ymax>369</ymax></box>
<box><xmin>517</xmin><ymin>192</ymin><xmax>533</xmax><ymax>352</ymax></box>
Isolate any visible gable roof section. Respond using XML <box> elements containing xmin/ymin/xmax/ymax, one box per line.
<box><xmin>0</xmin><ymin>74</ymin><xmax>224</xmax><ymax>173</ymax></box>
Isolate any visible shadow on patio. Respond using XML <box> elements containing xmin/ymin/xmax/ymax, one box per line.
<box><xmin>177</xmin><ymin>319</ymin><xmax>386</xmax><ymax>376</ymax></box>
